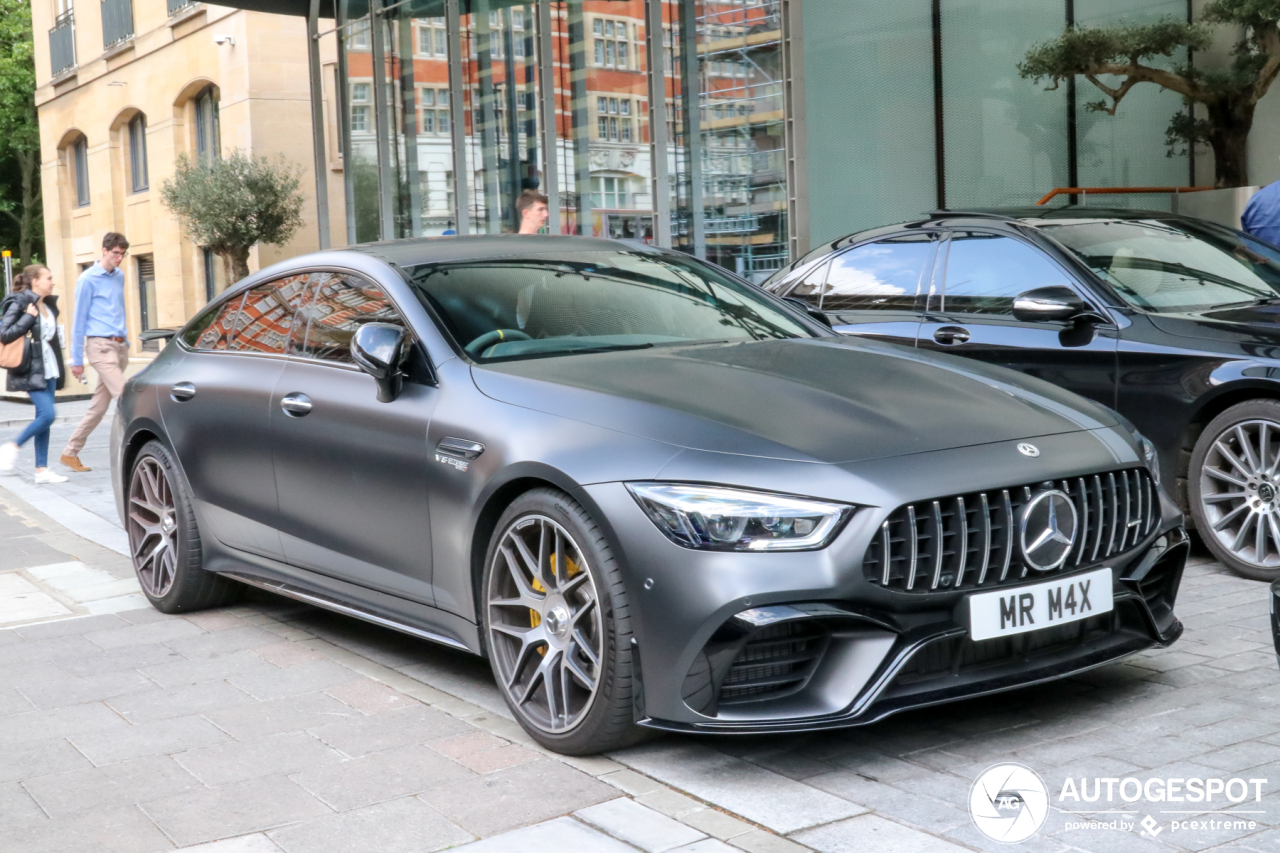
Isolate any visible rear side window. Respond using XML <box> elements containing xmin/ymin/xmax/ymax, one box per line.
<box><xmin>225</xmin><ymin>274</ymin><xmax>310</xmax><ymax>355</ymax></box>
<box><xmin>294</xmin><ymin>273</ymin><xmax>404</xmax><ymax>365</ymax></box>
<box><xmin>184</xmin><ymin>293</ymin><xmax>245</xmax><ymax>351</ymax></box>
<box><xmin>818</xmin><ymin>235</ymin><xmax>935</xmax><ymax>311</ymax></box>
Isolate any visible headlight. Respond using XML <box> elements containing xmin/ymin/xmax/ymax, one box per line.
<box><xmin>1140</xmin><ymin>435</ymin><xmax>1161</xmax><ymax>485</ymax></box>
<box><xmin>626</xmin><ymin>483</ymin><xmax>853</xmax><ymax>551</ymax></box>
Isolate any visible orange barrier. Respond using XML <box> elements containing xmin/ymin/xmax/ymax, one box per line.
<box><xmin>1035</xmin><ymin>186</ymin><xmax>1216</xmax><ymax>205</ymax></box>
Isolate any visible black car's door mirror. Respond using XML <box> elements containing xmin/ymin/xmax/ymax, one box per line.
<box><xmin>782</xmin><ymin>296</ymin><xmax>832</xmax><ymax>329</ymax></box>
<box><xmin>351</xmin><ymin>323</ymin><xmax>407</xmax><ymax>403</ymax></box>
<box><xmin>1012</xmin><ymin>286</ymin><xmax>1088</xmax><ymax>323</ymax></box>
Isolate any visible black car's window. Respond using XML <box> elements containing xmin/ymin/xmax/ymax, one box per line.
<box><xmin>184</xmin><ymin>293</ymin><xmax>245</xmax><ymax>351</ymax></box>
<box><xmin>225</xmin><ymin>275</ymin><xmax>308</xmax><ymax>355</ymax></box>
<box><xmin>1040</xmin><ymin>219</ymin><xmax>1280</xmax><ymax>313</ymax></box>
<box><xmin>818</xmin><ymin>235</ymin><xmax>934</xmax><ymax>312</ymax></box>
<box><xmin>940</xmin><ymin>233</ymin><xmax>1072</xmax><ymax>316</ymax></box>
<box><xmin>774</xmin><ymin>259</ymin><xmax>829</xmax><ymax>303</ymax></box>
<box><xmin>295</xmin><ymin>273</ymin><xmax>404</xmax><ymax>365</ymax></box>
<box><xmin>407</xmin><ymin>249</ymin><xmax>813</xmax><ymax>361</ymax></box>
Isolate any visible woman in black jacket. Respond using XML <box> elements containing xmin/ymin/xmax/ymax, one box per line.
<box><xmin>0</xmin><ymin>265</ymin><xmax>69</xmax><ymax>483</ymax></box>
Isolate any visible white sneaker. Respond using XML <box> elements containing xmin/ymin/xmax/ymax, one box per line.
<box><xmin>33</xmin><ymin>469</ymin><xmax>68</xmax><ymax>485</ymax></box>
<box><xmin>0</xmin><ymin>442</ymin><xmax>17</xmax><ymax>474</ymax></box>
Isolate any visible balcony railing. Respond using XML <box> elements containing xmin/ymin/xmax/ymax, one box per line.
<box><xmin>49</xmin><ymin>11</ymin><xmax>75</xmax><ymax>76</ymax></box>
<box><xmin>101</xmin><ymin>0</ymin><xmax>134</xmax><ymax>48</ymax></box>
<box><xmin>167</xmin><ymin>0</ymin><xmax>195</xmax><ymax>16</ymax></box>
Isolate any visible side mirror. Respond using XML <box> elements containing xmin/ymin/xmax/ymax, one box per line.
<box><xmin>351</xmin><ymin>323</ymin><xmax>407</xmax><ymax>403</ymax></box>
<box><xmin>782</xmin><ymin>295</ymin><xmax>833</xmax><ymax>328</ymax></box>
<box><xmin>1012</xmin><ymin>286</ymin><xmax>1088</xmax><ymax>323</ymax></box>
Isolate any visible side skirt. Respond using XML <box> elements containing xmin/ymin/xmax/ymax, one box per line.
<box><xmin>205</xmin><ymin>546</ymin><xmax>483</xmax><ymax>655</ymax></box>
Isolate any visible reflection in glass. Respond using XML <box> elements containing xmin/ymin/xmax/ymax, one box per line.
<box><xmin>667</xmin><ymin>0</ymin><xmax>788</xmax><ymax>282</ymax></box>
<box><xmin>819</xmin><ymin>237</ymin><xmax>934</xmax><ymax>311</ymax></box>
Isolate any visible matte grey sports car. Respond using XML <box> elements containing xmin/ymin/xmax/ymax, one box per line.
<box><xmin>112</xmin><ymin>236</ymin><xmax>1186</xmax><ymax>754</ymax></box>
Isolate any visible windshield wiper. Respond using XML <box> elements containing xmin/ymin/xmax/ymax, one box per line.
<box><xmin>559</xmin><ymin>342</ymin><xmax>656</xmax><ymax>356</ymax></box>
<box><xmin>1208</xmin><ymin>295</ymin><xmax>1280</xmax><ymax>310</ymax></box>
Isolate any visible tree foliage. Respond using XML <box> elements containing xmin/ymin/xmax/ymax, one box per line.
<box><xmin>160</xmin><ymin>151</ymin><xmax>305</xmax><ymax>283</ymax></box>
<box><xmin>1018</xmin><ymin>0</ymin><xmax>1280</xmax><ymax>187</ymax></box>
<box><xmin>0</xmin><ymin>0</ymin><xmax>42</xmax><ymax>265</ymax></box>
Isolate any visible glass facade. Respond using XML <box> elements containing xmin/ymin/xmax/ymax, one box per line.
<box><xmin>331</xmin><ymin>0</ymin><xmax>1197</xmax><ymax>275</ymax></box>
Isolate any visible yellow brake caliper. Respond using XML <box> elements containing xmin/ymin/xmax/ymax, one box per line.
<box><xmin>530</xmin><ymin>554</ymin><xmax>580</xmax><ymax>654</ymax></box>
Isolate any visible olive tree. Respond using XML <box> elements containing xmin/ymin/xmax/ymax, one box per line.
<box><xmin>160</xmin><ymin>151</ymin><xmax>305</xmax><ymax>282</ymax></box>
<box><xmin>1018</xmin><ymin>1</ymin><xmax>1280</xmax><ymax>187</ymax></box>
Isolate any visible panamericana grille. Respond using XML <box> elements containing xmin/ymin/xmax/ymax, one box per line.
<box><xmin>718</xmin><ymin>621</ymin><xmax>828</xmax><ymax>705</ymax></box>
<box><xmin>864</xmin><ymin>468</ymin><xmax>1158</xmax><ymax>593</ymax></box>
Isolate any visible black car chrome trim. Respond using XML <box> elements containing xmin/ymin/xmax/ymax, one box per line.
<box><xmin>221</xmin><ymin>572</ymin><xmax>470</xmax><ymax>652</ymax></box>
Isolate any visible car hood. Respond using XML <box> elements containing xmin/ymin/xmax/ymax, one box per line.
<box><xmin>470</xmin><ymin>337</ymin><xmax>1122</xmax><ymax>464</ymax></box>
<box><xmin>1147</xmin><ymin>304</ymin><xmax>1280</xmax><ymax>349</ymax></box>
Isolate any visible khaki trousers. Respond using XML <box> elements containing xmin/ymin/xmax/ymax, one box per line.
<box><xmin>63</xmin><ymin>338</ymin><xmax>129</xmax><ymax>457</ymax></box>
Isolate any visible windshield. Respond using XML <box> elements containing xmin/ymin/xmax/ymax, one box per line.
<box><xmin>1040</xmin><ymin>219</ymin><xmax>1280</xmax><ymax>313</ymax></box>
<box><xmin>407</xmin><ymin>248</ymin><xmax>814</xmax><ymax>361</ymax></box>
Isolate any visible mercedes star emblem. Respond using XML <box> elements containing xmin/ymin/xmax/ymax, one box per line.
<box><xmin>1019</xmin><ymin>489</ymin><xmax>1078</xmax><ymax>571</ymax></box>
<box><xmin>1017</xmin><ymin>443</ymin><xmax>1040</xmax><ymax>458</ymax></box>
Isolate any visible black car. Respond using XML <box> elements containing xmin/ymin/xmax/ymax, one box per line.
<box><xmin>112</xmin><ymin>236</ymin><xmax>1183</xmax><ymax>754</ymax></box>
<box><xmin>765</xmin><ymin>208</ymin><xmax>1280</xmax><ymax>581</ymax></box>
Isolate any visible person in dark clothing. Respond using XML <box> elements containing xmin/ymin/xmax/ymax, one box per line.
<box><xmin>0</xmin><ymin>265</ymin><xmax>68</xmax><ymax>483</ymax></box>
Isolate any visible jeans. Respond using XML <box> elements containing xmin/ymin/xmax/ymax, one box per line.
<box><xmin>14</xmin><ymin>385</ymin><xmax>56</xmax><ymax>469</ymax></box>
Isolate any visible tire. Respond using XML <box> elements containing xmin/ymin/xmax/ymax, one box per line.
<box><xmin>125</xmin><ymin>440</ymin><xmax>242</xmax><ymax>613</ymax></box>
<box><xmin>481</xmin><ymin>487</ymin><xmax>642</xmax><ymax>755</ymax></box>
<box><xmin>1189</xmin><ymin>399</ymin><xmax>1280</xmax><ymax>581</ymax></box>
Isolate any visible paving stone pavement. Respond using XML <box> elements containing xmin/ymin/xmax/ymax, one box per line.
<box><xmin>2</xmin><ymin>424</ymin><xmax>1280</xmax><ymax>852</ymax></box>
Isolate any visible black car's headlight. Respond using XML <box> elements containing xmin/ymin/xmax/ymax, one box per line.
<box><xmin>626</xmin><ymin>483</ymin><xmax>853</xmax><ymax>551</ymax></box>
<box><xmin>1140</xmin><ymin>435</ymin><xmax>1161</xmax><ymax>485</ymax></box>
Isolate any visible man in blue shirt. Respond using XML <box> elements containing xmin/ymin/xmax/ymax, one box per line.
<box><xmin>60</xmin><ymin>232</ymin><xmax>130</xmax><ymax>472</ymax></box>
<box><xmin>1242</xmin><ymin>163</ymin><xmax>1280</xmax><ymax>247</ymax></box>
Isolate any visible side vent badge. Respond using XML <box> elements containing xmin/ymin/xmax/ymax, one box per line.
<box><xmin>435</xmin><ymin>437</ymin><xmax>485</xmax><ymax>472</ymax></box>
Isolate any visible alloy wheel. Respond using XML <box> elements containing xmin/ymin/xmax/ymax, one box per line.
<box><xmin>487</xmin><ymin>515</ymin><xmax>604</xmax><ymax>734</ymax></box>
<box><xmin>1199</xmin><ymin>418</ymin><xmax>1280</xmax><ymax>569</ymax></box>
<box><xmin>127</xmin><ymin>457</ymin><xmax>180</xmax><ymax>598</ymax></box>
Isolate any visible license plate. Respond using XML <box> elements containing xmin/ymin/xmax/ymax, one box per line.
<box><xmin>967</xmin><ymin>567</ymin><xmax>1113</xmax><ymax>642</ymax></box>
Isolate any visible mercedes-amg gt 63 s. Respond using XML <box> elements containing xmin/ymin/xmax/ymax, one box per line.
<box><xmin>112</xmin><ymin>236</ymin><xmax>1185</xmax><ymax>754</ymax></box>
<box><xmin>765</xmin><ymin>208</ymin><xmax>1280</xmax><ymax>581</ymax></box>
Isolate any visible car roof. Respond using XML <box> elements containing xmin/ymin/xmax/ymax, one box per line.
<box><xmin>925</xmin><ymin>206</ymin><xmax>1197</xmax><ymax>225</ymax></box>
<box><xmin>350</xmin><ymin>234</ymin><xmax>638</xmax><ymax>268</ymax></box>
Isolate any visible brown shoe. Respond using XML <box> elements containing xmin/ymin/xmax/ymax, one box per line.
<box><xmin>60</xmin><ymin>454</ymin><xmax>91</xmax><ymax>472</ymax></box>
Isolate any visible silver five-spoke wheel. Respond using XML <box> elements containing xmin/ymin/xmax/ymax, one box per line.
<box><xmin>1199</xmin><ymin>418</ymin><xmax>1280</xmax><ymax>569</ymax></box>
<box><xmin>127</xmin><ymin>456</ymin><xmax>179</xmax><ymax>598</ymax></box>
<box><xmin>487</xmin><ymin>514</ymin><xmax>604</xmax><ymax>734</ymax></box>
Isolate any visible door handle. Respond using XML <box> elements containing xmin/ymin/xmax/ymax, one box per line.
<box><xmin>170</xmin><ymin>382</ymin><xmax>196</xmax><ymax>402</ymax></box>
<box><xmin>280</xmin><ymin>393</ymin><xmax>313</xmax><ymax>417</ymax></box>
<box><xmin>932</xmin><ymin>325</ymin><xmax>971</xmax><ymax>345</ymax></box>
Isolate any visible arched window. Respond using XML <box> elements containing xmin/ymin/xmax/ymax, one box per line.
<box><xmin>70</xmin><ymin>135</ymin><xmax>90</xmax><ymax>207</ymax></box>
<box><xmin>194</xmin><ymin>86</ymin><xmax>220</xmax><ymax>165</ymax></box>
<box><xmin>128</xmin><ymin>113</ymin><xmax>148</xmax><ymax>193</ymax></box>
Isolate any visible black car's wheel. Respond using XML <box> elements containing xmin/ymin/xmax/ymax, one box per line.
<box><xmin>126</xmin><ymin>441</ymin><xmax>241</xmax><ymax>613</ymax></box>
<box><xmin>481</xmin><ymin>488</ymin><xmax>640</xmax><ymax>754</ymax></box>
<box><xmin>1190</xmin><ymin>400</ymin><xmax>1280</xmax><ymax>580</ymax></box>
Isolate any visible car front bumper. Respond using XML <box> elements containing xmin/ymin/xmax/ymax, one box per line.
<box><xmin>584</xmin><ymin>465</ymin><xmax>1187</xmax><ymax>735</ymax></box>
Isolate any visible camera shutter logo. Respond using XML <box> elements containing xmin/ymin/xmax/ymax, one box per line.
<box><xmin>969</xmin><ymin>763</ymin><xmax>1049</xmax><ymax>843</ymax></box>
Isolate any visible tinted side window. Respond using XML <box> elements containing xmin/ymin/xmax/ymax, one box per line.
<box><xmin>941</xmin><ymin>233</ymin><xmax>1072</xmax><ymax>316</ymax></box>
<box><xmin>778</xmin><ymin>260</ymin><xmax>830</xmax><ymax>303</ymax></box>
<box><xmin>226</xmin><ymin>274</ymin><xmax>310</xmax><ymax>355</ymax></box>
<box><xmin>819</xmin><ymin>236</ymin><xmax>934</xmax><ymax>311</ymax></box>
<box><xmin>186</xmin><ymin>293</ymin><xmax>245</xmax><ymax>351</ymax></box>
<box><xmin>297</xmin><ymin>274</ymin><xmax>404</xmax><ymax>365</ymax></box>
